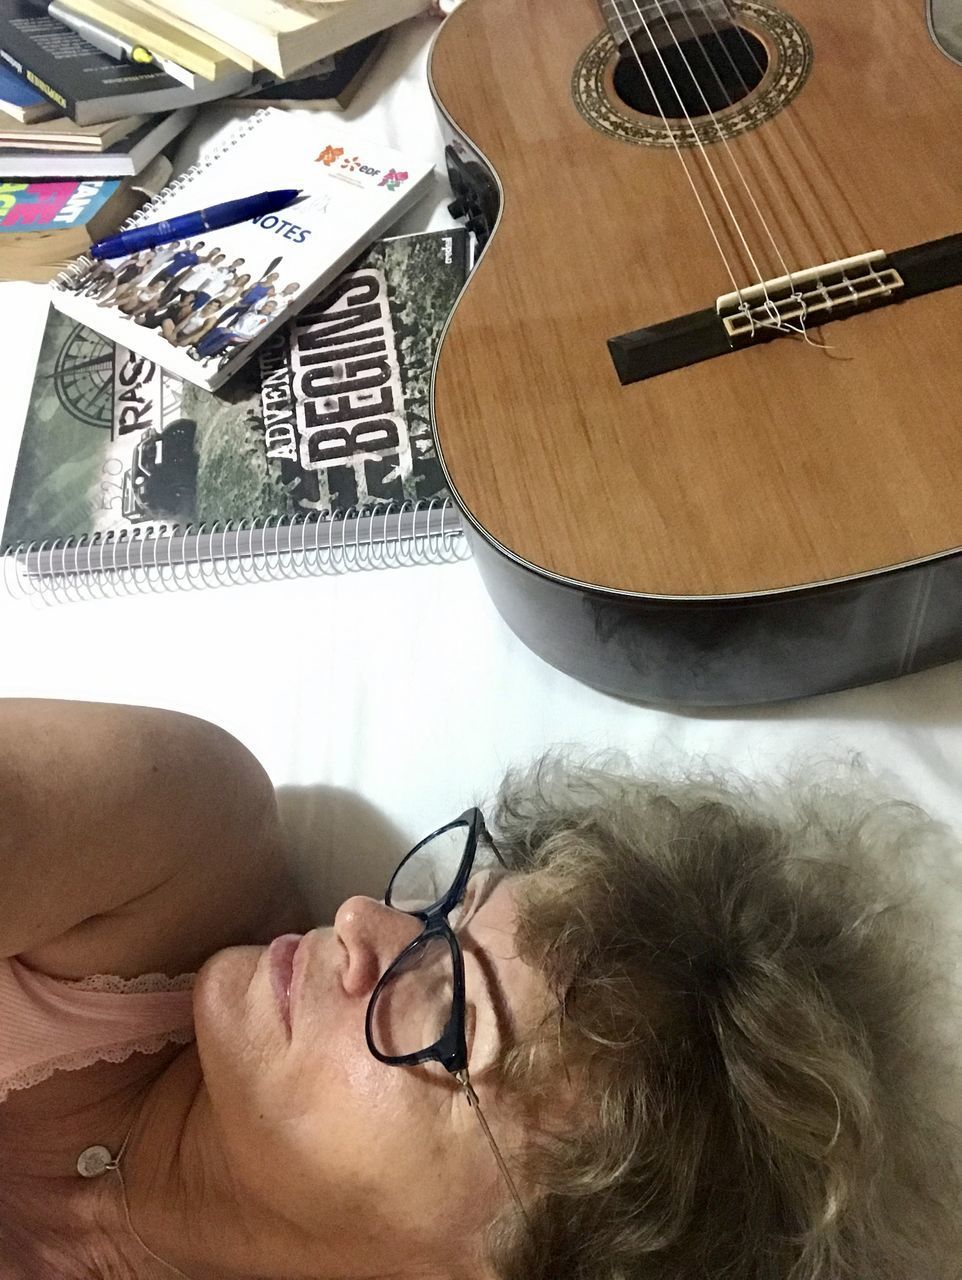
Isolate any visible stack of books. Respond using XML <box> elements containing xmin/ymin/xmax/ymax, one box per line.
<box><xmin>0</xmin><ymin>0</ymin><xmax>429</xmax><ymax>279</ymax></box>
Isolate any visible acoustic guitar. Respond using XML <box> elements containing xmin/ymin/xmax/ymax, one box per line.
<box><xmin>428</xmin><ymin>0</ymin><xmax>962</xmax><ymax>706</ymax></box>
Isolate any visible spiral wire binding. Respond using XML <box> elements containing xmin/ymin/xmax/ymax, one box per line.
<box><xmin>2</xmin><ymin>500</ymin><xmax>469</xmax><ymax>604</ymax></box>
<box><xmin>50</xmin><ymin>110</ymin><xmax>274</xmax><ymax>295</ymax></box>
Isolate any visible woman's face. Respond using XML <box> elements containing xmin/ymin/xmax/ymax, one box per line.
<box><xmin>193</xmin><ymin>873</ymin><xmax>552</xmax><ymax>1276</ymax></box>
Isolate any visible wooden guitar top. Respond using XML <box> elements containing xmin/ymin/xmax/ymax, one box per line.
<box><xmin>430</xmin><ymin>0</ymin><xmax>962</xmax><ymax>597</ymax></box>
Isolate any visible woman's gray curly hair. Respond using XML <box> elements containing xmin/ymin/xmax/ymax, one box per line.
<box><xmin>485</xmin><ymin>755</ymin><xmax>962</xmax><ymax>1280</ymax></box>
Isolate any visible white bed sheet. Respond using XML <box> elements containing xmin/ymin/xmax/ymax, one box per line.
<box><xmin>0</xmin><ymin>16</ymin><xmax>960</xmax><ymax>943</ymax></box>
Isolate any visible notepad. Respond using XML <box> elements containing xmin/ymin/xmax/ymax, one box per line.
<box><xmin>49</xmin><ymin>108</ymin><xmax>435</xmax><ymax>391</ymax></box>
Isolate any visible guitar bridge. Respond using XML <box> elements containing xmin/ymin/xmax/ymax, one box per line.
<box><xmin>717</xmin><ymin>252</ymin><xmax>903</xmax><ymax>338</ymax></box>
<box><xmin>608</xmin><ymin>233</ymin><xmax>962</xmax><ymax>385</ymax></box>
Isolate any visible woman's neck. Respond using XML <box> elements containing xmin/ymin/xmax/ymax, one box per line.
<box><xmin>121</xmin><ymin>1049</ymin><xmax>475</xmax><ymax>1280</ymax></box>
<box><xmin>118</xmin><ymin>1046</ymin><xmax>242</xmax><ymax>1280</ymax></box>
<box><xmin>120</xmin><ymin>1048</ymin><xmax>324</xmax><ymax>1280</ymax></box>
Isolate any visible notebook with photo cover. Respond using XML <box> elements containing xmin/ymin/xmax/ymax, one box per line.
<box><xmin>49</xmin><ymin>108</ymin><xmax>436</xmax><ymax>392</ymax></box>
<box><xmin>3</xmin><ymin>228</ymin><xmax>471</xmax><ymax>597</ymax></box>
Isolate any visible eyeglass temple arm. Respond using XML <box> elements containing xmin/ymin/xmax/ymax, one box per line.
<box><xmin>455</xmin><ymin>1069</ymin><xmax>532</xmax><ymax>1228</ymax></box>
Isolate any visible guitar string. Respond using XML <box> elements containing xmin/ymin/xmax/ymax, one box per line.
<box><xmin>620</xmin><ymin>0</ymin><xmax>780</xmax><ymax>310</ymax></box>
<box><xmin>631</xmin><ymin>0</ymin><xmax>868</xmax><ymax>269</ymax></box>
<box><xmin>684</xmin><ymin>0</ymin><xmax>834</xmax><ymax>263</ymax></box>
<box><xmin>734</xmin><ymin>6</ymin><xmax>875</xmax><ymax>251</ymax></box>
<box><xmin>627</xmin><ymin>0</ymin><xmax>826</xmax><ymax>330</ymax></box>
<box><xmin>645</xmin><ymin>0</ymin><xmax>883</xmax><ymax>321</ymax></box>
<box><xmin>622</xmin><ymin>0</ymin><xmax>814</xmax><ymax>269</ymax></box>
<box><xmin>606</xmin><ymin>0</ymin><xmax>876</xmax><ymax>336</ymax></box>
<box><xmin>669</xmin><ymin>0</ymin><xmax>826</xmax><ymax>271</ymax></box>
<box><xmin>690</xmin><ymin>0</ymin><xmax>872</xmax><ymax>260</ymax></box>
<box><xmin>610</xmin><ymin>0</ymin><xmax>842</xmax><ymax>346</ymax></box>
<box><xmin>616</xmin><ymin>0</ymin><xmax>772</xmax><ymax>267</ymax></box>
<box><xmin>606</xmin><ymin>0</ymin><xmax>749</xmax><ymax>304</ymax></box>
<box><xmin>662</xmin><ymin>0</ymin><xmax>846</xmax><ymax>343</ymax></box>
<box><xmin>698</xmin><ymin>0</ymin><xmax>889</xmax><ymax>309</ymax></box>
<box><xmin>645</xmin><ymin>0</ymin><xmax>799</xmax><ymax>313</ymax></box>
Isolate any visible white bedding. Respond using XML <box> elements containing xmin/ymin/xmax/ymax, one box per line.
<box><xmin>0</xmin><ymin>15</ymin><xmax>960</xmax><ymax>939</ymax></box>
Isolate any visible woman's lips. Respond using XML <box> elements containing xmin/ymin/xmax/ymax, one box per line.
<box><xmin>268</xmin><ymin>934</ymin><xmax>303</xmax><ymax>1034</ymax></box>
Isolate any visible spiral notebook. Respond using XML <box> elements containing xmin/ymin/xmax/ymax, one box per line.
<box><xmin>48</xmin><ymin>108</ymin><xmax>435</xmax><ymax>391</ymax></box>
<box><xmin>3</xmin><ymin>228</ymin><xmax>471</xmax><ymax>600</ymax></box>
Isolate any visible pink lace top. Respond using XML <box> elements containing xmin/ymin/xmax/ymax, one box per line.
<box><xmin>0</xmin><ymin>955</ymin><xmax>196</xmax><ymax>1104</ymax></box>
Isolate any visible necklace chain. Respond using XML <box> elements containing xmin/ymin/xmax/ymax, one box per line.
<box><xmin>77</xmin><ymin>1126</ymin><xmax>198</xmax><ymax>1280</ymax></box>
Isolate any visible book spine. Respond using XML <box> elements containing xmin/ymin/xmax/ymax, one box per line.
<box><xmin>135</xmin><ymin>0</ymin><xmax>278</xmax><ymax>71</ymax></box>
<box><xmin>55</xmin><ymin>0</ymin><xmax>222</xmax><ymax>81</ymax></box>
<box><xmin>0</xmin><ymin>31</ymin><xmax>80</xmax><ymax>119</ymax></box>
<box><xmin>49</xmin><ymin>1</ymin><xmax>197</xmax><ymax>88</ymax></box>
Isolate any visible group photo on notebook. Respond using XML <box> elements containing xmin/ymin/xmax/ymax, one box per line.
<box><xmin>51</xmin><ymin>108</ymin><xmax>435</xmax><ymax>390</ymax></box>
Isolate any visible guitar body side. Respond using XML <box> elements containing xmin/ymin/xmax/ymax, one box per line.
<box><xmin>466</xmin><ymin>527</ymin><xmax>962</xmax><ymax>704</ymax></box>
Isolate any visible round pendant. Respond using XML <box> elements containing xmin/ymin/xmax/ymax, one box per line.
<box><xmin>77</xmin><ymin>1144</ymin><xmax>116</xmax><ymax>1178</ymax></box>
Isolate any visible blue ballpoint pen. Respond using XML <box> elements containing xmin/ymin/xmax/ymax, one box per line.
<box><xmin>89</xmin><ymin>187</ymin><xmax>303</xmax><ymax>260</ymax></box>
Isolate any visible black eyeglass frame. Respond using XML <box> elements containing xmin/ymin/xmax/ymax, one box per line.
<box><xmin>364</xmin><ymin>806</ymin><xmax>504</xmax><ymax>1073</ymax></box>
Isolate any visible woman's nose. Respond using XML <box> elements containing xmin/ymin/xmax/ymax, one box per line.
<box><xmin>334</xmin><ymin>895</ymin><xmax>423</xmax><ymax>998</ymax></box>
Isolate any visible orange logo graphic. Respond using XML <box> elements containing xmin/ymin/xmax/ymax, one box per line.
<box><xmin>316</xmin><ymin>145</ymin><xmax>344</xmax><ymax>166</ymax></box>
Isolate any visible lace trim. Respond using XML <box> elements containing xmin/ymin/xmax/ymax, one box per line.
<box><xmin>61</xmin><ymin>971</ymin><xmax>195</xmax><ymax>994</ymax></box>
<box><xmin>0</xmin><ymin>1026</ymin><xmax>196</xmax><ymax>1104</ymax></box>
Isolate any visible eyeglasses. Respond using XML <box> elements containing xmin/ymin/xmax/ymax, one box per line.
<box><xmin>364</xmin><ymin>807</ymin><xmax>529</xmax><ymax>1222</ymax></box>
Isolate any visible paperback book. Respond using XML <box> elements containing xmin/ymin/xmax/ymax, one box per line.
<box><xmin>0</xmin><ymin>110</ymin><xmax>145</xmax><ymax>149</ymax></box>
<box><xmin>48</xmin><ymin>0</ymin><xmax>251</xmax><ymax>83</ymax></box>
<box><xmin>46</xmin><ymin>1</ymin><xmax>253</xmax><ymax>94</ymax></box>
<box><xmin>0</xmin><ymin>106</ymin><xmax>194</xmax><ymax>177</ymax></box>
<box><xmin>3</xmin><ymin>229</ymin><xmax>469</xmax><ymax>565</ymax></box>
<box><xmin>0</xmin><ymin>152</ymin><xmax>168</xmax><ymax>280</ymax></box>
<box><xmin>142</xmin><ymin>0</ymin><xmax>429</xmax><ymax>78</ymax></box>
<box><xmin>0</xmin><ymin>0</ymin><xmax>254</xmax><ymax>123</ymax></box>
<box><xmin>0</xmin><ymin>58</ymin><xmax>57</xmax><ymax>120</ymax></box>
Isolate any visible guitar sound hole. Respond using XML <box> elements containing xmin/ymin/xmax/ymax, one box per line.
<box><xmin>613</xmin><ymin>26</ymin><xmax>769</xmax><ymax>120</ymax></box>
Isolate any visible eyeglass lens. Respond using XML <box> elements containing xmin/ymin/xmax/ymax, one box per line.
<box><xmin>386</xmin><ymin>821</ymin><xmax>472</xmax><ymax>913</ymax></box>
<box><xmin>371</xmin><ymin>822</ymin><xmax>483</xmax><ymax>1061</ymax></box>
<box><xmin>368</xmin><ymin>931</ymin><xmax>456</xmax><ymax>1059</ymax></box>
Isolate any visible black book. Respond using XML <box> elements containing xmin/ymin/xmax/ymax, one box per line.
<box><xmin>242</xmin><ymin>33</ymin><xmax>387</xmax><ymax>111</ymax></box>
<box><xmin>0</xmin><ymin>0</ymin><xmax>241</xmax><ymax>124</ymax></box>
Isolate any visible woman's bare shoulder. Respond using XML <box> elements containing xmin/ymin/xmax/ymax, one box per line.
<box><xmin>20</xmin><ymin>841</ymin><xmax>316</xmax><ymax>983</ymax></box>
<box><xmin>17</xmin><ymin>855</ymin><xmax>312</xmax><ymax>983</ymax></box>
<box><xmin>1</xmin><ymin>701</ymin><xmax>316</xmax><ymax>980</ymax></box>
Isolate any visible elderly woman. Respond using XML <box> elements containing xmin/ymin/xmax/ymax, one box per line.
<box><xmin>0</xmin><ymin>701</ymin><xmax>958</xmax><ymax>1279</ymax></box>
